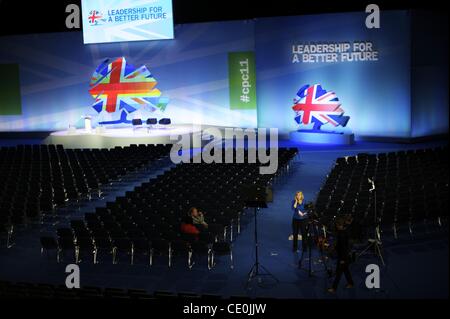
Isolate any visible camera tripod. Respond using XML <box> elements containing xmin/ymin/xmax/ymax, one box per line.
<box><xmin>298</xmin><ymin>219</ymin><xmax>332</xmax><ymax>277</ymax></box>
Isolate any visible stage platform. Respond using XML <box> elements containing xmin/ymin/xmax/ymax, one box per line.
<box><xmin>44</xmin><ymin>125</ymin><xmax>360</xmax><ymax>149</ymax></box>
<box><xmin>44</xmin><ymin>125</ymin><xmax>203</xmax><ymax>149</ymax></box>
<box><xmin>289</xmin><ymin>130</ymin><xmax>355</xmax><ymax>145</ymax></box>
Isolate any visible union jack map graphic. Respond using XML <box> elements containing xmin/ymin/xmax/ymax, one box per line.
<box><xmin>89</xmin><ymin>57</ymin><xmax>169</xmax><ymax>125</ymax></box>
<box><xmin>87</xmin><ymin>10</ymin><xmax>106</xmax><ymax>26</ymax></box>
<box><xmin>292</xmin><ymin>84</ymin><xmax>350</xmax><ymax>131</ymax></box>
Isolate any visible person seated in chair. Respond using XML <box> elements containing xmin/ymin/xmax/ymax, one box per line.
<box><xmin>189</xmin><ymin>207</ymin><xmax>208</xmax><ymax>232</ymax></box>
<box><xmin>180</xmin><ymin>207</ymin><xmax>208</xmax><ymax>239</ymax></box>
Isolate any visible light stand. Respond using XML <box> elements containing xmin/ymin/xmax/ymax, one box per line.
<box><xmin>243</xmin><ymin>187</ymin><xmax>278</xmax><ymax>289</ymax></box>
<box><xmin>357</xmin><ymin>178</ymin><xmax>385</xmax><ymax>266</ymax></box>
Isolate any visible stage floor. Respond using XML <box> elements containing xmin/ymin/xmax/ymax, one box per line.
<box><xmin>44</xmin><ymin>125</ymin><xmax>202</xmax><ymax>148</ymax></box>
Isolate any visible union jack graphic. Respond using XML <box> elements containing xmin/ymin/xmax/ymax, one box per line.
<box><xmin>88</xmin><ymin>10</ymin><xmax>105</xmax><ymax>25</ymax></box>
<box><xmin>89</xmin><ymin>57</ymin><xmax>169</xmax><ymax>125</ymax></box>
<box><xmin>292</xmin><ymin>84</ymin><xmax>349</xmax><ymax>131</ymax></box>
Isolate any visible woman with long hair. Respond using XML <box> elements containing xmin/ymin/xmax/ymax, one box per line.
<box><xmin>292</xmin><ymin>191</ymin><xmax>308</xmax><ymax>252</ymax></box>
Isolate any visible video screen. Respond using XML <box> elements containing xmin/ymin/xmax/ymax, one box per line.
<box><xmin>81</xmin><ymin>0</ymin><xmax>174</xmax><ymax>44</ymax></box>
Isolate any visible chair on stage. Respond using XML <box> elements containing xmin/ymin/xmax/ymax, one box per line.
<box><xmin>131</xmin><ymin>119</ymin><xmax>143</xmax><ymax>132</ymax></box>
<box><xmin>158</xmin><ymin>118</ymin><xmax>171</xmax><ymax>128</ymax></box>
<box><xmin>146</xmin><ymin>118</ymin><xmax>158</xmax><ymax>133</ymax></box>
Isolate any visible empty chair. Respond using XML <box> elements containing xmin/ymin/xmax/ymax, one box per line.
<box><xmin>132</xmin><ymin>119</ymin><xmax>143</xmax><ymax>131</ymax></box>
<box><xmin>75</xmin><ymin>236</ymin><xmax>95</xmax><ymax>264</ymax></box>
<box><xmin>207</xmin><ymin>224</ymin><xmax>226</xmax><ymax>242</ymax></box>
<box><xmin>170</xmin><ymin>239</ymin><xmax>192</xmax><ymax>268</ymax></box>
<box><xmin>84</xmin><ymin>213</ymin><xmax>99</xmax><ymax>223</ymax></box>
<box><xmin>93</xmin><ymin>236</ymin><xmax>113</xmax><ymax>264</ymax></box>
<box><xmin>57</xmin><ymin>228</ymin><xmax>73</xmax><ymax>240</ymax></box>
<box><xmin>57</xmin><ymin>237</ymin><xmax>76</xmax><ymax>262</ymax></box>
<box><xmin>190</xmin><ymin>241</ymin><xmax>212</xmax><ymax>270</ymax></box>
<box><xmin>161</xmin><ymin>229</ymin><xmax>179</xmax><ymax>241</ymax></box>
<box><xmin>131</xmin><ymin>237</ymin><xmax>151</xmax><ymax>265</ymax></box>
<box><xmin>146</xmin><ymin>118</ymin><xmax>158</xmax><ymax>132</ymax></box>
<box><xmin>150</xmin><ymin>239</ymin><xmax>171</xmax><ymax>267</ymax></box>
<box><xmin>73</xmin><ymin>225</ymin><xmax>91</xmax><ymax>241</ymax></box>
<box><xmin>158</xmin><ymin>118</ymin><xmax>171</xmax><ymax>127</ymax></box>
<box><xmin>86</xmin><ymin>219</ymin><xmax>102</xmax><ymax>233</ymax></box>
<box><xmin>40</xmin><ymin>236</ymin><xmax>60</xmax><ymax>262</ymax></box>
<box><xmin>112</xmin><ymin>237</ymin><xmax>133</xmax><ymax>264</ymax></box>
<box><xmin>211</xmin><ymin>242</ymin><xmax>233</xmax><ymax>269</ymax></box>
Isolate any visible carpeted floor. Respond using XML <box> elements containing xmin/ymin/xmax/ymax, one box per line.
<box><xmin>0</xmin><ymin>140</ymin><xmax>448</xmax><ymax>299</ymax></box>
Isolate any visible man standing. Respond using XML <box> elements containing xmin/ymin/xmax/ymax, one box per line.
<box><xmin>328</xmin><ymin>219</ymin><xmax>354</xmax><ymax>293</ymax></box>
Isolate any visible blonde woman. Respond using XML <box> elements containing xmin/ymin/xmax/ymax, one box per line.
<box><xmin>292</xmin><ymin>191</ymin><xmax>308</xmax><ymax>252</ymax></box>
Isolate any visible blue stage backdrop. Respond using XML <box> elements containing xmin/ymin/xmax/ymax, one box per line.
<box><xmin>0</xmin><ymin>11</ymin><xmax>448</xmax><ymax>138</ymax></box>
<box><xmin>0</xmin><ymin>20</ymin><xmax>256</xmax><ymax>131</ymax></box>
<box><xmin>255</xmin><ymin>11</ymin><xmax>413</xmax><ymax>138</ymax></box>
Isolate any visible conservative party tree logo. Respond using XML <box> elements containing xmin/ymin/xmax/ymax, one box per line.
<box><xmin>89</xmin><ymin>57</ymin><xmax>169</xmax><ymax>125</ymax></box>
<box><xmin>292</xmin><ymin>84</ymin><xmax>350</xmax><ymax>131</ymax></box>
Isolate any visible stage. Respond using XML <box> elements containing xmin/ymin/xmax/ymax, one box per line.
<box><xmin>289</xmin><ymin>130</ymin><xmax>355</xmax><ymax>145</ymax></box>
<box><xmin>44</xmin><ymin>125</ymin><xmax>203</xmax><ymax>148</ymax></box>
<box><xmin>43</xmin><ymin>125</ymin><xmax>275</xmax><ymax>149</ymax></box>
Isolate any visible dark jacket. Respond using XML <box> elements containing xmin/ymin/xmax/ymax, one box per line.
<box><xmin>335</xmin><ymin>229</ymin><xmax>351</xmax><ymax>260</ymax></box>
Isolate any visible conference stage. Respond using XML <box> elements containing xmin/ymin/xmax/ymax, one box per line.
<box><xmin>44</xmin><ymin>124</ymin><xmax>203</xmax><ymax>149</ymax></box>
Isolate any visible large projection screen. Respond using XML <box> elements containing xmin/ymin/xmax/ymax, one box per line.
<box><xmin>81</xmin><ymin>0</ymin><xmax>174</xmax><ymax>44</ymax></box>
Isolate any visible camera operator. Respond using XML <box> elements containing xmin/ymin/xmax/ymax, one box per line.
<box><xmin>327</xmin><ymin>217</ymin><xmax>354</xmax><ymax>293</ymax></box>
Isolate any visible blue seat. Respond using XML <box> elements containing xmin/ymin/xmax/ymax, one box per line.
<box><xmin>158</xmin><ymin>118</ymin><xmax>171</xmax><ymax>126</ymax></box>
<box><xmin>146</xmin><ymin>118</ymin><xmax>158</xmax><ymax>132</ymax></box>
<box><xmin>132</xmin><ymin>119</ymin><xmax>143</xmax><ymax>131</ymax></box>
<box><xmin>146</xmin><ymin>118</ymin><xmax>157</xmax><ymax>125</ymax></box>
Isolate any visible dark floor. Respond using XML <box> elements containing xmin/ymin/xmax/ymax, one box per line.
<box><xmin>0</xmin><ymin>140</ymin><xmax>448</xmax><ymax>299</ymax></box>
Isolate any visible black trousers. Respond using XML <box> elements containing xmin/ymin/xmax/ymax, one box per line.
<box><xmin>292</xmin><ymin>219</ymin><xmax>308</xmax><ymax>251</ymax></box>
<box><xmin>332</xmin><ymin>258</ymin><xmax>354</xmax><ymax>289</ymax></box>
